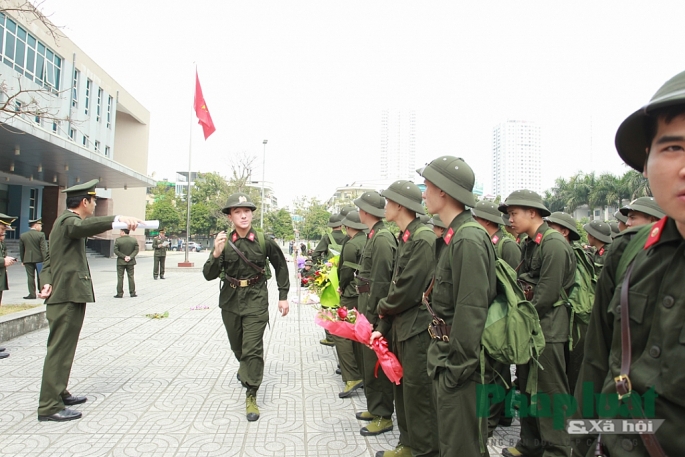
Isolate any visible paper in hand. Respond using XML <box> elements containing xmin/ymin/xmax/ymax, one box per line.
<box><xmin>112</xmin><ymin>220</ymin><xmax>160</xmax><ymax>230</ymax></box>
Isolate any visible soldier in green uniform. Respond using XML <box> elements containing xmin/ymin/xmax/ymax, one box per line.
<box><xmin>472</xmin><ymin>200</ymin><xmax>521</xmax><ymax>437</ymax></box>
<box><xmin>620</xmin><ymin>196</ymin><xmax>665</xmax><ymax>229</ymax></box>
<box><xmin>499</xmin><ymin>190</ymin><xmax>576</xmax><ymax>457</ymax></box>
<box><xmin>417</xmin><ymin>158</ymin><xmax>497</xmax><ymax>457</ymax></box>
<box><xmin>152</xmin><ymin>229</ymin><xmax>169</xmax><ymax>279</ymax></box>
<box><xmin>613</xmin><ymin>209</ymin><xmax>628</xmax><ymax>232</ymax></box>
<box><xmin>19</xmin><ymin>218</ymin><xmax>48</xmax><ymax>299</ymax></box>
<box><xmin>37</xmin><ymin>179</ymin><xmax>140</xmax><ymax>421</ymax></box>
<box><xmin>572</xmin><ymin>70</ymin><xmax>685</xmax><ymax>457</ymax></box>
<box><xmin>583</xmin><ymin>220</ymin><xmax>612</xmax><ymax>274</ymax></box>
<box><xmin>312</xmin><ymin>214</ymin><xmax>347</xmax><ymax>264</ymax></box>
<box><xmin>334</xmin><ymin>210</ymin><xmax>367</xmax><ymax>399</ymax></box>
<box><xmin>202</xmin><ymin>192</ymin><xmax>290</xmax><ymax>422</ymax></box>
<box><xmin>372</xmin><ymin>180</ymin><xmax>438</xmax><ymax>457</ymax></box>
<box><xmin>299</xmin><ymin>260</ymin><xmax>316</xmax><ymax>286</ymax></box>
<box><xmin>0</xmin><ymin>214</ymin><xmax>18</xmax><ymax>308</ymax></box>
<box><xmin>113</xmin><ymin>229</ymin><xmax>139</xmax><ymax>298</ymax></box>
<box><xmin>353</xmin><ymin>191</ymin><xmax>397</xmax><ymax>436</ymax></box>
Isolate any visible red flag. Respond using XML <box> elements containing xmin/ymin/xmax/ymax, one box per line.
<box><xmin>194</xmin><ymin>71</ymin><xmax>216</xmax><ymax>139</ymax></box>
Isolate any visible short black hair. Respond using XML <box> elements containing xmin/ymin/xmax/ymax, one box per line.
<box><xmin>645</xmin><ymin>104</ymin><xmax>685</xmax><ymax>146</ymax></box>
<box><xmin>66</xmin><ymin>195</ymin><xmax>93</xmax><ymax>209</ymax></box>
<box><xmin>122</xmin><ymin>229</ymin><xmax>130</xmax><ymax>235</ymax></box>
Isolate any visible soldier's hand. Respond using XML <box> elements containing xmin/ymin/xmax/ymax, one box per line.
<box><xmin>38</xmin><ymin>284</ymin><xmax>52</xmax><ymax>299</ymax></box>
<box><xmin>4</xmin><ymin>256</ymin><xmax>16</xmax><ymax>267</ymax></box>
<box><xmin>118</xmin><ymin>216</ymin><xmax>142</xmax><ymax>231</ymax></box>
<box><xmin>213</xmin><ymin>231</ymin><xmax>227</xmax><ymax>258</ymax></box>
<box><xmin>369</xmin><ymin>331</ymin><xmax>383</xmax><ymax>348</ymax></box>
<box><xmin>125</xmin><ymin>256</ymin><xmax>131</xmax><ymax>262</ymax></box>
<box><xmin>278</xmin><ymin>300</ymin><xmax>289</xmax><ymax>317</ymax></box>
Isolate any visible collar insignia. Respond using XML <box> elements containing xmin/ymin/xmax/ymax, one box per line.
<box><xmin>231</xmin><ymin>232</ymin><xmax>238</xmax><ymax>242</ymax></box>
<box><xmin>644</xmin><ymin>217</ymin><xmax>668</xmax><ymax>250</ymax></box>
<box><xmin>369</xmin><ymin>229</ymin><xmax>375</xmax><ymax>239</ymax></box>
<box><xmin>492</xmin><ymin>235</ymin><xmax>499</xmax><ymax>244</ymax></box>
<box><xmin>534</xmin><ymin>232</ymin><xmax>543</xmax><ymax>244</ymax></box>
<box><xmin>248</xmin><ymin>232</ymin><xmax>255</xmax><ymax>242</ymax></box>
<box><xmin>444</xmin><ymin>227</ymin><xmax>454</xmax><ymax>244</ymax></box>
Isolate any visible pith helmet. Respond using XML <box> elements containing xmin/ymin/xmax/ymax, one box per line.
<box><xmin>609</xmin><ymin>221</ymin><xmax>620</xmax><ymax>237</ymax></box>
<box><xmin>472</xmin><ymin>201</ymin><xmax>503</xmax><ymax>225</ymax></box>
<box><xmin>584</xmin><ymin>220</ymin><xmax>613</xmax><ymax>244</ymax></box>
<box><xmin>545</xmin><ymin>212</ymin><xmax>580</xmax><ymax>241</ymax></box>
<box><xmin>221</xmin><ymin>192</ymin><xmax>257</xmax><ymax>214</ymax></box>
<box><xmin>341</xmin><ymin>210</ymin><xmax>367</xmax><ymax>230</ymax></box>
<box><xmin>619</xmin><ymin>197</ymin><xmax>665</xmax><ymax>219</ymax></box>
<box><xmin>419</xmin><ymin>214</ymin><xmax>431</xmax><ymax>225</ymax></box>
<box><xmin>381</xmin><ymin>180</ymin><xmax>426</xmax><ymax>215</ymax></box>
<box><xmin>63</xmin><ymin>179</ymin><xmax>99</xmax><ymax>199</ymax></box>
<box><xmin>498</xmin><ymin>189</ymin><xmax>551</xmax><ymax>218</ymax></box>
<box><xmin>354</xmin><ymin>191</ymin><xmax>385</xmax><ymax>218</ymax></box>
<box><xmin>416</xmin><ymin>156</ymin><xmax>476</xmax><ymax>208</ymax></box>
<box><xmin>327</xmin><ymin>214</ymin><xmax>342</xmax><ymax>228</ymax></box>
<box><xmin>616</xmin><ymin>70</ymin><xmax>685</xmax><ymax>172</ymax></box>
<box><xmin>614</xmin><ymin>209</ymin><xmax>628</xmax><ymax>224</ymax></box>
<box><xmin>305</xmin><ymin>260</ymin><xmax>313</xmax><ymax>267</ymax></box>
<box><xmin>430</xmin><ymin>214</ymin><xmax>447</xmax><ymax>229</ymax></box>
<box><xmin>501</xmin><ymin>214</ymin><xmax>512</xmax><ymax>227</ymax></box>
<box><xmin>339</xmin><ymin>205</ymin><xmax>356</xmax><ymax>218</ymax></box>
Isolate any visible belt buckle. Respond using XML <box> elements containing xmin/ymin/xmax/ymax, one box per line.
<box><xmin>355</xmin><ymin>285</ymin><xmax>360</xmax><ymax>294</ymax></box>
<box><xmin>230</xmin><ymin>283</ymin><xmax>237</xmax><ymax>289</ymax></box>
<box><xmin>614</xmin><ymin>374</ymin><xmax>632</xmax><ymax>400</ymax></box>
<box><xmin>428</xmin><ymin>324</ymin><xmax>437</xmax><ymax>340</ymax></box>
<box><xmin>239</xmin><ymin>279</ymin><xmax>249</xmax><ymax>287</ymax></box>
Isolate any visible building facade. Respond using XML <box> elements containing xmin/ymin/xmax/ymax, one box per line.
<box><xmin>492</xmin><ymin>120</ymin><xmax>542</xmax><ymax>199</ymax></box>
<box><xmin>380</xmin><ymin>109</ymin><xmax>416</xmax><ymax>181</ymax></box>
<box><xmin>0</xmin><ymin>2</ymin><xmax>153</xmax><ymax>251</ymax></box>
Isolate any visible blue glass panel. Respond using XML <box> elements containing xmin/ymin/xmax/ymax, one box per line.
<box><xmin>4</xmin><ymin>33</ymin><xmax>14</xmax><ymax>60</ymax></box>
<box><xmin>27</xmin><ymin>34</ymin><xmax>35</xmax><ymax>48</ymax></box>
<box><xmin>37</xmin><ymin>42</ymin><xmax>44</xmax><ymax>55</ymax></box>
<box><xmin>26</xmin><ymin>47</ymin><xmax>34</xmax><ymax>74</ymax></box>
<box><xmin>5</xmin><ymin>18</ymin><xmax>15</xmax><ymax>34</ymax></box>
<box><xmin>17</xmin><ymin>26</ymin><xmax>26</xmax><ymax>41</ymax></box>
<box><xmin>14</xmin><ymin>39</ymin><xmax>24</xmax><ymax>66</ymax></box>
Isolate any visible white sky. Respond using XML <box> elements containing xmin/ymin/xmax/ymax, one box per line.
<box><xmin>43</xmin><ymin>0</ymin><xmax>685</xmax><ymax>208</ymax></box>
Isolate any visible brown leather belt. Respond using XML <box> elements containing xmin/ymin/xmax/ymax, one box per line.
<box><xmin>356</xmin><ymin>283</ymin><xmax>371</xmax><ymax>294</ymax></box>
<box><xmin>226</xmin><ymin>275</ymin><xmax>262</xmax><ymax>288</ymax></box>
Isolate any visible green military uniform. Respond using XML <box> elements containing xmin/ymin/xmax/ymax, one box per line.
<box><xmin>202</xmin><ymin>193</ymin><xmax>290</xmax><ymax>411</ymax></box>
<box><xmin>354</xmin><ymin>192</ymin><xmax>397</xmax><ymax>432</ymax></box>
<box><xmin>312</xmin><ymin>215</ymin><xmax>347</xmax><ymax>263</ymax></box>
<box><xmin>113</xmin><ymin>234</ymin><xmax>139</xmax><ymax>297</ymax></box>
<box><xmin>19</xmin><ymin>219</ymin><xmax>48</xmax><ymax>299</ymax></box>
<box><xmin>377</xmin><ymin>180</ymin><xmax>438</xmax><ymax>457</ymax></box>
<box><xmin>500</xmin><ymin>192</ymin><xmax>576</xmax><ymax>457</ymax></box>
<box><xmin>38</xmin><ymin>180</ymin><xmax>116</xmax><ymax>419</ymax></box>
<box><xmin>583</xmin><ymin>220</ymin><xmax>612</xmax><ymax>275</ymax></box>
<box><xmin>334</xmin><ymin>211</ymin><xmax>367</xmax><ymax>398</ymax></box>
<box><xmin>419</xmin><ymin>157</ymin><xmax>497</xmax><ymax>457</ymax></box>
<box><xmin>0</xmin><ymin>214</ymin><xmax>17</xmax><ymax>304</ymax></box>
<box><xmin>152</xmin><ymin>232</ymin><xmax>168</xmax><ymax>279</ymax></box>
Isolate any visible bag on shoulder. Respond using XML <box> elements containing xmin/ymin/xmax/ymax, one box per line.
<box><xmin>219</xmin><ymin>231</ymin><xmax>271</xmax><ymax>283</ymax></box>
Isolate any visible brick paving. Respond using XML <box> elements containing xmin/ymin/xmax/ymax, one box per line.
<box><xmin>0</xmin><ymin>249</ymin><xmax>519</xmax><ymax>456</ymax></box>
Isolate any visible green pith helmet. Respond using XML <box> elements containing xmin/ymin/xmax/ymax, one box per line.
<box><xmin>616</xmin><ymin>70</ymin><xmax>685</xmax><ymax>172</ymax></box>
<box><xmin>545</xmin><ymin>211</ymin><xmax>580</xmax><ymax>241</ymax></box>
<box><xmin>619</xmin><ymin>196</ymin><xmax>665</xmax><ymax>219</ymax></box>
<box><xmin>498</xmin><ymin>189</ymin><xmax>551</xmax><ymax>218</ymax></box>
<box><xmin>221</xmin><ymin>192</ymin><xmax>257</xmax><ymax>214</ymax></box>
<box><xmin>327</xmin><ymin>214</ymin><xmax>343</xmax><ymax>228</ymax></box>
<box><xmin>472</xmin><ymin>201</ymin><xmax>503</xmax><ymax>225</ymax></box>
<box><xmin>419</xmin><ymin>214</ymin><xmax>431</xmax><ymax>225</ymax></box>
<box><xmin>609</xmin><ymin>221</ymin><xmax>620</xmax><ymax>237</ymax></box>
<box><xmin>430</xmin><ymin>214</ymin><xmax>447</xmax><ymax>229</ymax></box>
<box><xmin>0</xmin><ymin>213</ymin><xmax>17</xmax><ymax>227</ymax></box>
<box><xmin>63</xmin><ymin>179</ymin><xmax>99</xmax><ymax>199</ymax></box>
<box><xmin>354</xmin><ymin>191</ymin><xmax>385</xmax><ymax>218</ymax></box>
<box><xmin>380</xmin><ymin>180</ymin><xmax>426</xmax><ymax>215</ymax></box>
<box><xmin>614</xmin><ymin>209</ymin><xmax>628</xmax><ymax>224</ymax></box>
<box><xmin>339</xmin><ymin>205</ymin><xmax>356</xmax><ymax>218</ymax></box>
<box><xmin>416</xmin><ymin>156</ymin><xmax>476</xmax><ymax>208</ymax></box>
<box><xmin>501</xmin><ymin>214</ymin><xmax>512</xmax><ymax>227</ymax></box>
<box><xmin>341</xmin><ymin>210</ymin><xmax>367</xmax><ymax>230</ymax></box>
<box><xmin>584</xmin><ymin>220</ymin><xmax>612</xmax><ymax>244</ymax></box>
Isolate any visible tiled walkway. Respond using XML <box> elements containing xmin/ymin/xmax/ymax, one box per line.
<box><xmin>0</xmin><ymin>249</ymin><xmax>518</xmax><ymax>456</ymax></box>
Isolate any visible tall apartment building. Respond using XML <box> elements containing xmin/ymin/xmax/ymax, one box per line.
<box><xmin>492</xmin><ymin>120</ymin><xmax>542</xmax><ymax>199</ymax></box>
<box><xmin>380</xmin><ymin>109</ymin><xmax>416</xmax><ymax>181</ymax></box>
<box><xmin>0</xmin><ymin>2</ymin><xmax>153</xmax><ymax>252</ymax></box>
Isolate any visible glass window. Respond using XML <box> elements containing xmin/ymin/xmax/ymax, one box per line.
<box><xmin>69</xmin><ymin>128</ymin><xmax>75</xmax><ymax>140</ymax></box>
<box><xmin>104</xmin><ymin>146</ymin><xmax>110</xmax><ymax>157</ymax></box>
<box><xmin>72</xmin><ymin>69</ymin><xmax>79</xmax><ymax>107</ymax></box>
<box><xmin>28</xmin><ymin>188</ymin><xmax>37</xmax><ymax>220</ymax></box>
<box><xmin>52</xmin><ymin>121</ymin><xmax>58</xmax><ymax>132</ymax></box>
<box><xmin>83</xmin><ymin>134</ymin><xmax>88</xmax><ymax>147</ymax></box>
<box><xmin>107</xmin><ymin>95</ymin><xmax>112</xmax><ymax>128</ymax></box>
<box><xmin>4</xmin><ymin>33</ymin><xmax>15</xmax><ymax>61</ymax></box>
<box><xmin>96</xmin><ymin>88</ymin><xmax>102</xmax><ymax>121</ymax></box>
<box><xmin>85</xmin><ymin>79</ymin><xmax>91</xmax><ymax>114</ymax></box>
<box><xmin>94</xmin><ymin>140</ymin><xmax>100</xmax><ymax>152</ymax></box>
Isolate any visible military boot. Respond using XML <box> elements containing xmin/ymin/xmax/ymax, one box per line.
<box><xmin>374</xmin><ymin>444</ymin><xmax>412</xmax><ymax>457</ymax></box>
<box><xmin>246</xmin><ymin>395</ymin><xmax>260</xmax><ymax>421</ymax></box>
<box><xmin>501</xmin><ymin>448</ymin><xmax>526</xmax><ymax>457</ymax></box>
<box><xmin>360</xmin><ymin>416</ymin><xmax>393</xmax><ymax>436</ymax></box>
<box><xmin>355</xmin><ymin>411</ymin><xmax>374</xmax><ymax>421</ymax></box>
<box><xmin>338</xmin><ymin>379</ymin><xmax>363</xmax><ymax>398</ymax></box>
<box><xmin>320</xmin><ymin>338</ymin><xmax>335</xmax><ymax>347</ymax></box>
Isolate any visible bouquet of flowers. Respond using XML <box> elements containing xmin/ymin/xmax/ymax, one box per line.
<box><xmin>307</xmin><ymin>257</ymin><xmax>340</xmax><ymax>308</ymax></box>
<box><xmin>315</xmin><ymin>307</ymin><xmax>403</xmax><ymax>384</ymax></box>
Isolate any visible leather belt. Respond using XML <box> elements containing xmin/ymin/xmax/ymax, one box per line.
<box><xmin>356</xmin><ymin>283</ymin><xmax>371</xmax><ymax>294</ymax></box>
<box><xmin>226</xmin><ymin>275</ymin><xmax>262</xmax><ymax>288</ymax></box>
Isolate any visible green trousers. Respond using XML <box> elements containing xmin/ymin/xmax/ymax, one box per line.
<box><xmin>24</xmin><ymin>262</ymin><xmax>41</xmax><ymax>297</ymax></box>
<box><xmin>334</xmin><ymin>296</ymin><xmax>363</xmax><ymax>382</ymax></box>
<box><xmin>116</xmin><ymin>264</ymin><xmax>136</xmax><ymax>296</ymax></box>
<box><xmin>394</xmin><ymin>330</ymin><xmax>439</xmax><ymax>456</ymax></box>
<box><xmin>566</xmin><ymin>321</ymin><xmax>587</xmax><ymax>395</ymax></box>
<box><xmin>221</xmin><ymin>307</ymin><xmax>269</xmax><ymax>397</ymax></box>
<box><xmin>487</xmin><ymin>360</ymin><xmax>513</xmax><ymax>434</ymax></box>
<box><xmin>361</xmin><ymin>343</ymin><xmax>394</xmax><ymax>418</ymax></box>
<box><xmin>515</xmin><ymin>342</ymin><xmax>571</xmax><ymax>457</ymax></box>
<box><xmin>38</xmin><ymin>302</ymin><xmax>86</xmax><ymax>416</ymax></box>
<box><xmin>153</xmin><ymin>256</ymin><xmax>166</xmax><ymax>277</ymax></box>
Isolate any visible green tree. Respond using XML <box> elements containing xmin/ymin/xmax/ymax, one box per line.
<box><xmin>266</xmin><ymin>209</ymin><xmax>295</xmax><ymax>240</ymax></box>
<box><xmin>190</xmin><ymin>202</ymin><xmax>213</xmax><ymax>237</ymax></box>
<box><xmin>148</xmin><ymin>200</ymin><xmax>181</xmax><ymax>233</ymax></box>
<box><xmin>293</xmin><ymin>196</ymin><xmax>331</xmax><ymax>241</ymax></box>
<box><xmin>622</xmin><ymin>170</ymin><xmax>652</xmax><ymax>199</ymax></box>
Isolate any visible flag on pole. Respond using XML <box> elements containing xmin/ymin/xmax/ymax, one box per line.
<box><xmin>194</xmin><ymin>71</ymin><xmax>216</xmax><ymax>139</ymax></box>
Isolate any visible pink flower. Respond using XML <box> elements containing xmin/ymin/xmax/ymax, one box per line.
<box><xmin>337</xmin><ymin>307</ymin><xmax>348</xmax><ymax>320</ymax></box>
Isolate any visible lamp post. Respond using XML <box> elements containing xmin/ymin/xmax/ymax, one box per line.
<box><xmin>261</xmin><ymin>139</ymin><xmax>267</xmax><ymax>230</ymax></box>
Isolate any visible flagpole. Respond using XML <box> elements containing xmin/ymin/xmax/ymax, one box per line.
<box><xmin>179</xmin><ymin>64</ymin><xmax>195</xmax><ymax>268</ymax></box>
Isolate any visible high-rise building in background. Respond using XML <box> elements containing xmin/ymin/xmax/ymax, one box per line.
<box><xmin>380</xmin><ymin>109</ymin><xmax>416</xmax><ymax>181</ymax></box>
<box><xmin>492</xmin><ymin>120</ymin><xmax>542</xmax><ymax>198</ymax></box>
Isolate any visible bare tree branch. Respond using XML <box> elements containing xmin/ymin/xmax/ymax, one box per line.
<box><xmin>1</xmin><ymin>0</ymin><xmax>64</xmax><ymax>42</ymax></box>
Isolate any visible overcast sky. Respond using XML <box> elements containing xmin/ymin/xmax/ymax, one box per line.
<box><xmin>43</xmin><ymin>0</ymin><xmax>685</xmax><ymax>208</ymax></box>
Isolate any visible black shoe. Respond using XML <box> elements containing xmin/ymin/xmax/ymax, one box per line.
<box><xmin>160</xmin><ymin>276</ymin><xmax>165</xmax><ymax>279</ymax></box>
<box><xmin>0</xmin><ymin>347</ymin><xmax>5</xmax><ymax>352</ymax></box>
<box><xmin>38</xmin><ymin>408</ymin><xmax>82</xmax><ymax>422</ymax></box>
<box><xmin>335</xmin><ymin>368</ymin><xmax>342</xmax><ymax>375</ymax></box>
<box><xmin>236</xmin><ymin>373</ymin><xmax>241</xmax><ymax>382</ymax></box>
<box><xmin>23</xmin><ymin>295</ymin><xmax>37</xmax><ymax>299</ymax></box>
<box><xmin>0</xmin><ymin>352</ymin><xmax>8</xmax><ymax>359</ymax></box>
<box><xmin>62</xmin><ymin>395</ymin><xmax>87</xmax><ymax>406</ymax></box>
<box><xmin>130</xmin><ymin>293</ymin><xmax>138</xmax><ymax>298</ymax></box>
<box><xmin>498</xmin><ymin>417</ymin><xmax>513</xmax><ymax>427</ymax></box>
<box><xmin>113</xmin><ymin>295</ymin><xmax>123</xmax><ymax>298</ymax></box>
<box><xmin>154</xmin><ymin>276</ymin><xmax>158</xmax><ymax>280</ymax></box>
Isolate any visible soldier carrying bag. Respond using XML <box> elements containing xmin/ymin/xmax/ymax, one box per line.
<box><xmin>219</xmin><ymin>232</ymin><xmax>271</xmax><ymax>289</ymax></box>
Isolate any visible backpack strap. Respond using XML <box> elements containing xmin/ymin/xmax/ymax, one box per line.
<box><xmin>615</xmin><ymin>224</ymin><xmax>652</xmax><ymax>282</ymax></box>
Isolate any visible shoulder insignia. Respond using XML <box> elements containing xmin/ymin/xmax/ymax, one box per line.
<box><xmin>492</xmin><ymin>235</ymin><xmax>500</xmax><ymax>245</ymax></box>
<box><xmin>402</xmin><ymin>230</ymin><xmax>410</xmax><ymax>242</ymax></box>
<box><xmin>369</xmin><ymin>229</ymin><xmax>375</xmax><ymax>239</ymax></box>
<box><xmin>231</xmin><ymin>232</ymin><xmax>238</xmax><ymax>242</ymax></box>
<box><xmin>599</xmin><ymin>247</ymin><xmax>605</xmax><ymax>256</ymax></box>
<box><xmin>534</xmin><ymin>232</ymin><xmax>543</xmax><ymax>244</ymax></box>
<box><xmin>644</xmin><ymin>217</ymin><xmax>668</xmax><ymax>250</ymax></box>
<box><xmin>248</xmin><ymin>232</ymin><xmax>255</xmax><ymax>242</ymax></box>
<box><xmin>444</xmin><ymin>227</ymin><xmax>454</xmax><ymax>244</ymax></box>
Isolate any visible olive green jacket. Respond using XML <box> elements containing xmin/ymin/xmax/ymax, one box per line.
<box><xmin>152</xmin><ymin>236</ymin><xmax>169</xmax><ymax>257</ymax></box>
<box><xmin>312</xmin><ymin>229</ymin><xmax>347</xmax><ymax>262</ymax></box>
<box><xmin>518</xmin><ymin>221</ymin><xmax>576</xmax><ymax>343</ymax></box>
<box><xmin>573</xmin><ymin>219</ymin><xmax>685</xmax><ymax>457</ymax></box>
<box><xmin>492</xmin><ymin>228</ymin><xmax>521</xmax><ymax>270</ymax></box>
<box><xmin>203</xmin><ymin>227</ymin><xmax>290</xmax><ymax>314</ymax></box>
<box><xmin>426</xmin><ymin>211</ymin><xmax>498</xmax><ymax>384</ymax></box>
<box><xmin>377</xmin><ymin>217</ymin><xmax>436</xmax><ymax>342</ymax></box>
<box><xmin>356</xmin><ymin>221</ymin><xmax>397</xmax><ymax>326</ymax></box>
<box><xmin>19</xmin><ymin>229</ymin><xmax>48</xmax><ymax>263</ymax></box>
<box><xmin>338</xmin><ymin>231</ymin><xmax>366</xmax><ymax>299</ymax></box>
<box><xmin>0</xmin><ymin>241</ymin><xmax>7</xmax><ymax>291</ymax></box>
<box><xmin>113</xmin><ymin>236</ymin><xmax>139</xmax><ymax>266</ymax></box>
<box><xmin>40</xmin><ymin>210</ymin><xmax>115</xmax><ymax>304</ymax></box>
<box><xmin>591</xmin><ymin>243</ymin><xmax>610</xmax><ymax>275</ymax></box>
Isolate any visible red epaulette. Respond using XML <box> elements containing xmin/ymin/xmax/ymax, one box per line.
<box><xmin>534</xmin><ymin>232</ymin><xmax>543</xmax><ymax>244</ymax></box>
<box><xmin>644</xmin><ymin>217</ymin><xmax>668</xmax><ymax>250</ymax></box>
<box><xmin>231</xmin><ymin>232</ymin><xmax>238</xmax><ymax>242</ymax></box>
<box><xmin>369</xmin><ymin>229</ymin><xmax>375</xmax><ymax>239</ymax></box>
<box><xmin>248</xmin><ymin>232</ymin><xmax>255</xmax><ymax>242</ymax></box>
<box><xmin>402</xmin><ymin>230</ymin><xmax>410</xmax><ymax>242</ymax></box>
<box><xmin>444</xmin><ymin>227</ymin><xmax>454</xmax><ymax>244</ymax></box>
<box><xmin>492</xmin><ymin>235</ymin><xmax>500</xmax><ymax>245</ymax></box>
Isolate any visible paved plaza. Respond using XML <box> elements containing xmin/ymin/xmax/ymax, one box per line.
<box><xmin>0</xmin><ymin>249</ymin><xmax>519</xmax><ymax>456</ymax></box>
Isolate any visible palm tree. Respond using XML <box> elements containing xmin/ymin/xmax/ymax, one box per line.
<box><xmin>622</xmin><ymin>170</ymin><xmax>652</xmax><ymax>199</ymax></box>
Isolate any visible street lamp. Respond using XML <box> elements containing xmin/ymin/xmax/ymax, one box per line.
<box><xmin>261</xmin><ymin>139</ymin><xmax>267</xmax><ymax>230</ymax></box>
